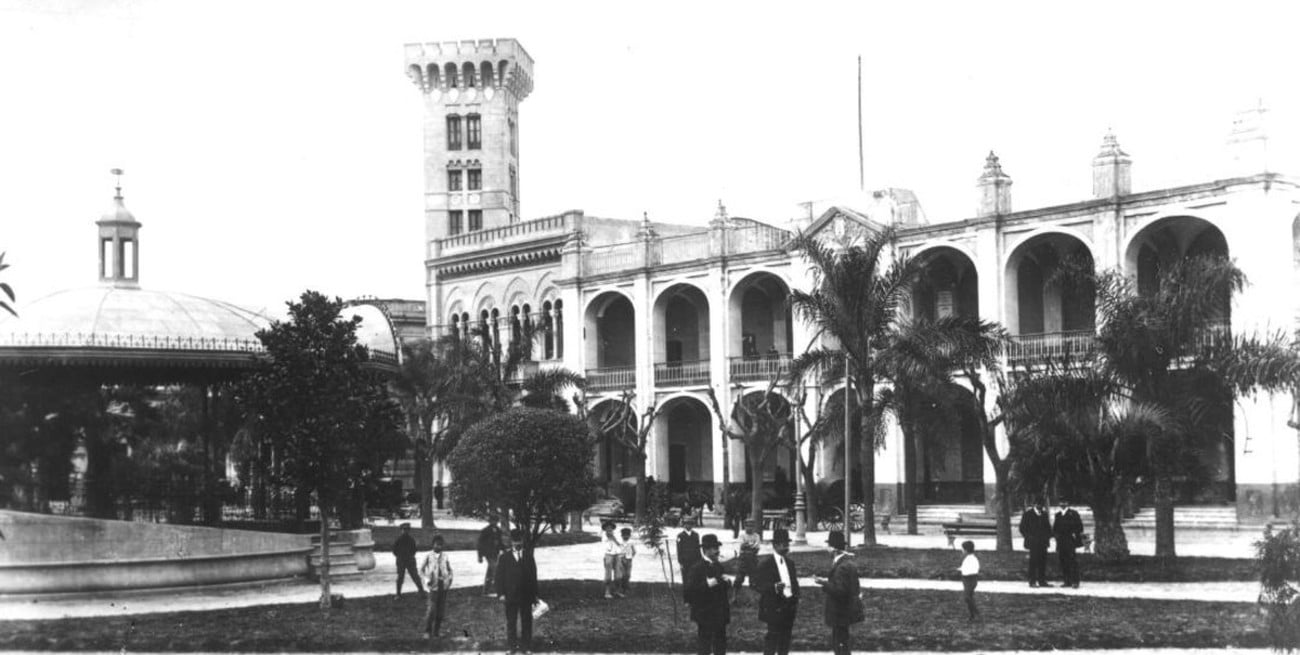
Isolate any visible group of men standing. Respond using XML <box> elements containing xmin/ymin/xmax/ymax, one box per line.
<box><xmin>1018</xmin><ymin>498</ymin><xmax>1085</xmax><ymax>588</ymax></box>
<box><xmin>676</xmin><ymin>516</ymin><xmax>864</xmax><ymax>655</ymax></box>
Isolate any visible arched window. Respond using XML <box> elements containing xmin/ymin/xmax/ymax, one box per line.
<box><xmin>554</xmin><ymin>299</ymin><xmax>564</xmax><ymax>358</ymax></box>
<box><xmin>444</xmin><ymin>62</ymin><xmax>459</xmax><ymax>88</ymax></box>
<box><xmin>407</xmin><ymin>64</ymin><xmax>424</xmax><ymax>88</ymax></box>
<box><xmin>522</xmin><ymin>303</ymin><xmax>534</xmax><ymax>361</ymax></box>
<box><xmin>542</xmin><ymin>300</ymin><xmax>555</xmax><ymax>359</ymax></box>
<box><xmin>498</xmin><ymin>60</ymin><xmax>509</xmax><ymax>87</ymax></box>
<box><xmin>462</xmin><ymin>62</ymin><xmax>477</xmax><ymax>88</ymax></box>
<box><xmin>450</xmin><ymin>313</ymin><xmax>460</xmax><ymax>340</ymax></box>
<box><xmin>510</xmin><ymin>305</ymin><xmax>522</xmax><ymax>353</ymax></box>
<box><xmin>490</xmin><ymin>308</ymin><xmax>501</xmax><ymax>364</ymax></box>
<box><xmin>480</xmin><ymin>61</ymin><xmax>494</xmax><ymax>87</ymax></box>
<box><xmin>426</xmin><ymin>64</ymin><xmax>441</xmax><ymax>88</ymax></box>
<box><xmin>479</xmin><ymin>309</ymin><xmax>491</xmax><ymax>351</ymax></box>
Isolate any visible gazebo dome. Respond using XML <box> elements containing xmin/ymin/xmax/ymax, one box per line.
<box><xmin>344</xmin><ymin>303</ymin><xmax>401</xmax><ymax>365</ymax></box>
<box><xmin>4</xmin><ymin>286</ymin><xmax>269</xmax><ymax>344</ymax></box>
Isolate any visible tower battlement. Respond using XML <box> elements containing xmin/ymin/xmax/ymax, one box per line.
<box><xmin>404</xmin><ymin>38</ymin><xmax>534</xmax><ymax>100</ymax></box>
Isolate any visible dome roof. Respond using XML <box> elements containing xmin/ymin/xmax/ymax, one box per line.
<box><xmin>2</xmin><ymin>286</ymin><xmax>269</xmax><ymax>344</ymax></box>
<box><xmin>99</xmin><ymin>196</ymin><xmax>137</xmax><ymax>224</ymax></box>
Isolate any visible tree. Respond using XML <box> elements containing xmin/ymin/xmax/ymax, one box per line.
<box><xmin>235</xmin><ymin>291</ymin><xmax>405</xmax><ymax>609</ymax></box>
<box><xmin>447</xmin><ymin>407</ymin><xmax>600</xmax><ymax>551</ymax></box>
<box><xmin>1257</xmin><ymin>522</ymin><xmax>1300</xmax><ymax>651</ymax></box>
<box><xmin>705</xmin><ymin>377</ymin><xmax>797</xmax><ymax>534</ymax></box>
<box><xmin>390</xmin><ymin>337</ymin><xmax>455</xmax><ymax>527</ymax></box>
<box><xmin>0</xmin><ymin>252</ymin><xmax>14</xmax><ymax>317</ymax></box>
<box><xmin>575</xmin><ymin>389</ymin><xmax>662</xmax><ymax>524</ymax></box>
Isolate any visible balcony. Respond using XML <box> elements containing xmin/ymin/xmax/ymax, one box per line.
<box><xmin>654</xmin><ymin>359</ymin><xmax>710</xmax><ymax>387</ymax></box>
<box><xmin>586</xmin><ymin>365</ymin><xmax>636</xmax><ymax>392</ymax></box>
<box><xmin>1007</xmin><ymin>330</ymin><xmax>1096</xmax><ymax>362</ymax></box>
<box><xmin>729</xmin><ymin>354</ymin><xmax>791</xmax><ymax>382</ymax></box>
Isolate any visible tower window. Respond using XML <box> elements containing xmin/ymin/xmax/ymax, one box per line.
<box><xmin>101</xmin><ymin>238</ymin><xmax>113</xmax><ymax>278</ymax></box>
<box><xmin>509</xmin><ymin>165</ymin><xmax>518</xmax><ymax>213</ymax></box>
<box><xmin>508</xmin><ymin>118</ymin><xmax>517</xmax><ymax>157</ymax></box>
<box><xmin>466</xmin><ymin>114</ymin><xmax>482</xmax><ymax>150</ymax></box>
<box><xmin>121</xmin><ymin>239</ymin><xmax>135</xmax><ymax>278</ymax></box>
<box><xmin>446</xmin><ymin>115</ymin><xmax>462</xmax><ymax>151</ymax></box>
<box><xmin>469</xmin><ymin>209</ymin><xmax>483</xmax><ymax>232</ymax></box>
<box><xmin>467</xmin><ymin>168</ymin><xmax>481</xmax><ymax>191</ymax></box>
<box><xmin>449</xmin><ymin>210</ymin><xmax>463</xmax><ymax>235</ymax></box>
<box><xmin>448</xmin><ymin>170</ymin><xmax>463</xmax><ymax>191</ymax></box>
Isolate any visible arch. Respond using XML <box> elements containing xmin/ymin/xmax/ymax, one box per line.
<box><xmin>654</xmin><ymin>394</ymin><xmax>715</xmax><ymax>495</ymax></box>
<box><xmin>653</xmin><ymin>283</ymin><xmax>711</xmax><ymax>384</ymax></box>
<box><xmin>1123</xmin><ymin>215</ymin><xmax>1231</xmax><ymax>321</ymax></box>
<box><xmin>444</xmin><ymin>62</ymin><xmax>459</xmax><ymax>88</ymax></box>
<box><xmin>591</xmin><ymin>398</ymin><xmax>638</xmax><ymax>490</ymax></box>
<box><xmin>911</xmin><ymin>245</ymin><xmax>980</xmax><ymax>321</ymax></box>
<box><xmin>728</xmin><ymin>271</ymin><xmax>793</xmax><ymax>377</ymax></box>
<box><xmin>906</xmin><ymin>240</ymin><xmax>980</xmax><ymax>267</ymax></box>
<box><xmin>904</xmin><ymin>383</ymin><xmax>984</xmax><ymax>504</ymax></box>
<box><xmin>732</xmin><ymin>390</ymin><xmax>797</xmax><ymax>491</ymax></box>
<box><xmin>425</xmin><ymin>63</ymin><xmax>441</xmax><ymax>88</ymax></box>
<box><xmin>503</xmin><ymin>276</ymin><xmax>531</xmax><ymax>310</ymax></box>
<box><xmin>1003</xmin><ymin>230</ymin><xmax>1096</xmax><ymax>336</ymax></box>
<box><xmin>541</xmin><ymin>300</ymin><xmax>556</xmax><ymax>360</ymax></box>
<box><xmin>406</xmin><ymin>64</ymin><xmax>424</xmax><ymax>88</ymax></box>
<box><xmin>462</xmin><ymin>61</ymin><xmax>477</xmax><ymax>88</ymax></box>
<box><xmin>480</xmin><ymin>61</ymin><xmax>494</xmax><ymax>87</ymax></box>
<box><xmin>533</xmin><ymin>271</ymin><xmax>559</xmax><ymax>302</ymax></box>
<box><xmin>585</xmin><ymin>291</ymin><xmax>636</xmax><ymax>371</ymax></box>
<box><xmin>498</xmin><ymin>60</ymin><xmax>509</xmax><ymax>86</ymax></box>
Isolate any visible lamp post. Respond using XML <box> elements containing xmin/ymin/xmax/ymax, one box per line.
<box><xmin>843</xmin><ymin>352</ymin><xmax>852</xmax><ymax>549</ymax></box>
<box><xmin>794</xmin><ymin>417</ymin><xmax>807</xmax><ymax>545</ymax></box>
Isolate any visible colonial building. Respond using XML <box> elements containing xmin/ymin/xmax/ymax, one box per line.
<box><xmin>405</xmin><ymin>38</ymin><xmax>1300</xmax><ymax>523</ymax></box>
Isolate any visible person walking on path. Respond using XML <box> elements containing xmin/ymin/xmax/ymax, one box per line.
<box><xmin>600</xmin><ymin>520</ymin><xmax>624</xmax><ymax>599</ymax></box>
<box><xmin>677</xmin><ymin>516</ymin><xmax>703</xmax><ymax>578</ymax></box>
<box><xmin>419</xmin><ymin>534</ymin><xmax>453</xmax><ymax>639</ymax></box>
<box><xmin>814</xmin><ymin>531</ymin><xmax>863</xmax><ymax>655</ymax></box>
<box><xmin>393</xmin><ymin>522</ymin><xmax>426</xmax><ymax>599</ymax></box>
<box><xmin>957</xmin><ymin>540</ymin><xmax>980</xmax><ymax>623</ymax></box>
<box><xmin>619</xmin><ymin>526</ymin><xmax>636</xmax><ymax>596</ymax></box>
<box><xmin>496</xmin><ymin>529</ymin><xmax>539</xmax><ymax>655</ymax></box>
<box><xmin>1053</xmin><ymin>498</ymin><xmax>1085</xmax><ymax>588</ymax></box>
<box><xmin>476</xmin><ymin>515</ymin><xmax>505</xmax><ymax>597</ymax></box>
<box><xmin>753</xmin><ymin>528</ymin><xmax>799</xmax><ymax>655</ymax></box>
<box><xmin>1018</xmin><ymin>499</ymin><xmax>1052</xmax><ymax>588</ymax></box>
<box><xmin>685</xmin><ymin>533</ymin><xmax>732</xmax><ymax>655</ymax></box>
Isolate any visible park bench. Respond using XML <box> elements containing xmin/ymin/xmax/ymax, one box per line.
<box><xmin>761</xmin><ymin>509</ymin><xmax>792</xmax><ymax>531</ymax></box>
<box><xmin>942</xmin><ymin>513</ymin><xmax>998</xmax><ymax>548</ymax></box>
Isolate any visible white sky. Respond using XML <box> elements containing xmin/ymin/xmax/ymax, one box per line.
<box><xmin>2</xmin><ymin>0</ymin><xmax>1298</xmax><ymax>316</ymax></box>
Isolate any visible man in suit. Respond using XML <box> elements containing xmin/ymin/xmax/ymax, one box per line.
<box><xmin>677</xmin><ymin>516</ymin><xmax>703</xmax><ymax>578</ymax></box>
<box><xmin>685</xmin><ymin>532</ymin><xmax>731</xmax><ymax>655</ymax></box>
<box><xmin>753</xmin><ymin>528</ymin><xmax>799</xmax><ymax>655</ymax></box>
<box><xmin>1053</xmin><ymin>498</ymin><xmax>1085</xmax><ymax>588</ymax></box>
<box><xmin>496</xmin><ymin>529</ymin><xmax>539</xmax><ymax>655</ymax></box>
<box><xmin>393</xmin><ymin>522</ymin><xmax>425</xmax><ymax>599</ymax></box>
<box><xmin>477</xmin><ymin>515</ymin><xmax>505</xmax><ymax>596</ymax></box>
<box><xmin>814</xmin><ymin>531</ymin><xmax>862</xmax><ymax>655</ymax></box>
<box><xmin>1017</xmin><ymin>498</ymin><xmax>1052</xmax><ymax>587</ymax></box>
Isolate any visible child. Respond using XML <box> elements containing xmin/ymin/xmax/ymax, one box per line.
<box><xmin>619</xmin><ymin>527</ymin><xmax>636</xmax><ymax>595</ymax></box>
<box><xmin>958</xmin><ymin>540</ymin><xmax>980</xmax><ymax>622</ymax></box>
<box><xmin>419</xmin><ymin>534</ymin><xmax>453</xmax><ymax>639</ymax></box>
<box><xmin>601</xmin><ymin>521</ymin><xmax>623</xmax><ymax>599</ymax></box>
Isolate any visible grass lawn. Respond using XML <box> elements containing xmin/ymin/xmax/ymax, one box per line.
<box><xmin>784</xmin><ymin>546</ymin><xmax>1259</xmax><ymax>582</ymax></box>
<box><xmin>0</xmin><ymin>580</ymin><xmax>1265</xmax><ymax>652</ymax></box>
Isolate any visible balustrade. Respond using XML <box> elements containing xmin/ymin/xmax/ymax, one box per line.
<box><xmin>654</xmin><ymin>359</ymin><xmax>710</xmax><ymax>386</ymax></box>
<box><xmin>1007</xmin><ymin>330</ymin><xmax>1096</xmax><ymax>361</ymax></box>
<box><xmin>585</xmin><ymin>365</ymin><xmax>636</xmax><ymax>392</ymax></box>
<box><xmin>729</xmin><ymin>354</ymin><xmax>791</xmax><ymax>382</ymax></box>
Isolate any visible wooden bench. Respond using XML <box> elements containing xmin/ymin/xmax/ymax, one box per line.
<box><xmin>942</xmin><ymin>514</ymin><xmax>999</xmax><ymax>548</ymax></box>
<box><xmin>761</xmin><ymin>509</ymin><xmax>792</xmax><ymax>531</ymax></box>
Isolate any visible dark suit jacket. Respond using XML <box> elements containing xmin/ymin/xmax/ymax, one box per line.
<box><xmin>677</xmin><ymin>529</ymin><xmax>702</xmax><ymax>568</ymax></box>
<box><xmin>393</xmin><ymin>533</ymin><xmax>418</xmax><ymax>563</ymax></box>
<box><xmin>495</xmin><ymin>548</ymin><xmax>538</xmax><ymax>605</ymax></box>
<box><xmin>822</xmin><ymin>554</ymin><xmax>862</xmax><ymax>627</ymax></box>
<box><xmin>684</xmin><ymin>558</ymin><xmax>730</xmax><ymax>626</ymax></box>
<box><xmin>754</xmin><ymin>553</ymin><xmax>799</xmax><ymax>628</ymax></box>
<box><xmin>1053</xmin><ymin>509</ymin><xmax>1084</xmax><ymax>550</ymax></box>
<box><xmin>1018</xmin><ymin>508</ymin><xmax>1052</xmax><ymax>550</ymax></box>
<box><xmin>477</xmin><ymin>525</ymin><xmax>503</xmax><ymax>561</ymax></box>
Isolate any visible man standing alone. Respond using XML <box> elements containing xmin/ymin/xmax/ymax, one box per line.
<box><xmin>1053</xmin><ymin>498</ymin><xmax>1084</xmax><ymax>588</ymax></box>
<box><xmin>677</xmin><ymin>516</ymin><xmax>702</xmax><ymax>577</ymax></box>
<box><xmin>1018</xmin><ymin>499</ymin><xmax>1052</xmax><ymax>588</ymax></box>
<box><xmin>393</xmin><ymin>522</ymin><xmax>425</xmax><ymax>599</ymax></box>
<box><xmin>496</xmin><ymin>529</ymin><xmax>539</xmax><ymax>655</ymax></box>
<box><xmin>477</xmin><ymin>515</ymin><xmax>505</xmax><ymax>596</ymax></box>
<box><xmin>753</xmin><ymin>528</ymin><xmax>799</xmax><ymax>655</ymax></box>
<box><xmin>814</xmin><ymin>531</ymin><xmax>862</xmax><ymax>655</ymax></box>
<box><xmin>685</xmin><ymin>533</ymin><xmax>731</xmax><ymax>655</ymax></box>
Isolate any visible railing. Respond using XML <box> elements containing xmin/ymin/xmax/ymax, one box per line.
<box><xmin>0</xmin><ymin>331</ymin><xmax>265</xmax><ymax>352</ymax></box>
<box><xmin>727</xmin><ymin>224</ymin><xmax>790</xmax><ymax>254</ymax></box>
<box><xmin>438</xmin><ymin>213</ymin><xmax>568</xmax><ymax>250</ymax></box>
<box><xmin>586</xmin><ymin>365</ymin><xmax>636</xmax><ymax>392</ymax></box>
<box><xmin>729</xmin><ymin>354</ymin><xmax>791</xmax><ymax>382</ymax></box>
<box><xmin>1007</xmin><ymin>330</ymin><xmax>1096</xmax><ymax>362</ymax></box>
<box><xmin>1192</xmin><ymin>319</ymin><xmax>1232</xmax><ymax>349</ymax></box>
<box><xmin>654</xmin><ymin>359</ymin><xmax>711</xmax><ymax>386</ymax></box>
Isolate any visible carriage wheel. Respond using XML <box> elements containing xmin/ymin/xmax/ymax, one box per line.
<box><xmin>819</xmin><ymin>507</ymin><xmax>843</xmax><ymax>532</ymax></box>
<box><xmin>848</xmin><ymin>503</ymin><xmax>867</xmax><ymax>532</ymax></box>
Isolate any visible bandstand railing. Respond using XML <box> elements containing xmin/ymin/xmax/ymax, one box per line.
<box><xmin>0</xmin><ymin>331</ymin><xmax>266</xmax><ymax>352</ymax></box>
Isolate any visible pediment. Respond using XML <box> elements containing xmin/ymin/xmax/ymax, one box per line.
<box><xmin>800</xmin><ymin>206</ymin><xmax>888</xmax><ymax>250</ymax></box>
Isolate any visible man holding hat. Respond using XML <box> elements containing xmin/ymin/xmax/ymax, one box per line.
<box><xmin>814</xmin><ymin>531</ymin><xmax>862</xmax><ymax>655</ymax></box>
<box><xmin>1053</xmin><ymin>498</ymin><xmax>1084</xmax><ymax>588</ymax></box>
<box><xmin>753</xmin><ymin>528</ymin><xmax>799</xmax><ymax>655</ymax></box>
<box><xmin>685</xmin><ymin>532</ymin><xmax>731</xmax><ymax>655</ymax></box>
<box><xmin>393</xmin><ymin>522</ymin><xmax>425</xmax><ymax>599</ymax></box>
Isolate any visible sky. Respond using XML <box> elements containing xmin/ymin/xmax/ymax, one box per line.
<box><xmin>2</xmin><ymin>0</ymin><xmax>1298</xmax><ymax>316</ymax></box>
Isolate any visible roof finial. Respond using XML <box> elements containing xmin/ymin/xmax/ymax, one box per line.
<box><xmin>110</xmin><ymin>168</ymin><xmax>124</xmax><ymax>200</ymax></box>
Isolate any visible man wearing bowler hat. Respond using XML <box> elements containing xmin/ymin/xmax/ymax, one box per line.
<box><xmin>1018</xmin><ymin>498</ymin><xmax>1052</xmax><ymax>588</ymax></box>
<box><xmin>685</xmin><ymin>532</ymin><xmax>731</xmax><ymax>655</ymax></box>
<box><xmin>1053</xmin><ymin>498</ymin><xmax>1084</xmax><ymax>588</ymax></box>
<box><xmin>814</xmin><ymin>531</ymin><xmax>862</xmax><ymax>655</ymax></box>
<box><xmin>753</xmin><ymin>528</ymin><xmax>799</xmax><ymax>655</ymax></box>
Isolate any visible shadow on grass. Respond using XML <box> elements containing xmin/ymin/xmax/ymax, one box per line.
<box><xmin>0</xmin><ymin>579</ymin><xmax>1265</xmax><ymax>652</ymax></box>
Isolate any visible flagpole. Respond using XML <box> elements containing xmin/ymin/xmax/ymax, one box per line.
<box><xmin>857</xmin><ymin>55</ymin><xmax>864</xmax><ymax>192</ymax></box>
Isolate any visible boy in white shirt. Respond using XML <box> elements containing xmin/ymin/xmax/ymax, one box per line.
<box><xmin>419</xmin><ymin>534</ymin><xmax>453</xmax><ymax>639</ymax></box>
<box><xmin>601</xmin><ymin>521</ymin><xmax>623</xmax><ymax>599</ymax></box>
<box><xmin>958</xmin><ymin>540</ymin><xmax>980</xmax><ymax>622</ymax></box>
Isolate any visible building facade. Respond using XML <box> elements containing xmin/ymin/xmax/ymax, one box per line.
<box><xmin>405</xmin><ymin>38</ymin><xmax>1300</xmax><ymax>521</ymax></box>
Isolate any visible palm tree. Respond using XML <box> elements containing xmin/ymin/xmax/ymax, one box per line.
<box><xmin>788</xmin><ymin>227</ymin><xmax>924</xmax><ymax>546</ymax></box>
<box><xmin>390</xmin><ymin>338</ymin><xmax>453</xmax><ymax>527</ymax></box>
<box><xmin>0</xmin><ymin>251</ymin><xmax>15</xmax><ymax>317</ymax></box>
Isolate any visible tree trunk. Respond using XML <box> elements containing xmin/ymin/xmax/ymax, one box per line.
<box><xmin>1091</xmin><ymin>500</ymin><xmax>1130</xmax><ymax>562</ymax></box>
<box><xmin>416</xmin><ymin>447</ymin><xmax>432</xmax><ymax>529</ymax></box>
<box><xmin>902</xmin><ymin>418</ymin><xmax>918</xmax><ymax>535</ymax></box>
<box><xmin>857</xmin><ymin>410</ymin><xmax>877</xmax><ymax>546</ymax></box>
<box><xmin>635</xmin><ymin>453</ymin><xmax>648</xmax><ymax>525</ymax></box>
<box><xmin>801</xmin><ymin>449</ymin><xmax>819</xmax><ymax>528</ymax></box>
<box><xmin>750</xmin><ymin>447</ymin><xmax>768</xmax><ymax>538</ymax></box>
<box><xmin>318</xmin><ymin>504</ymin><xmax>333</xmax><ymax>610</ymax></box>
<box><xmin>992</xmin><ymin>461</ymin><xmax>1013</xmax><ymax>552</ymax></box>
<box><xmin>1153</xmin><ymin>474</ymin><xmax>1177</xmax><ymax>562</ymax></box>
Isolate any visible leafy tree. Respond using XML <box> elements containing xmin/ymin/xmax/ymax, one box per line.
<box><xmin>447</xmin><ymin>407</ymin><xmax>600</xmax><ymax>551</ymax></box>
<box><xmin>0</xmin><ymin>251</ymin><xmax>15</xmax><ymax>317</ymax></box>
<box><xmin>574</xmin><ymin>388</ymin><xmax>662</xmax><ymax>524</ymax></box>
<box><xmin>390</xmin><ymin>337</ymin><xmax>455</xmax><ymax>527</ymax></box>
<box><xmin>1257</xmin><ymin>523</ymin><xmax>1300</xmax><ymax>651</ymax></box>
<box><xmin>235</xmin><ymin>290</ymin><xmax>405</xmax><ymax>609</ymax></box>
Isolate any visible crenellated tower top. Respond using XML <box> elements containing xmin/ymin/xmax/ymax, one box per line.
<box><xmin>403</xmin><ymin>38</ymin><xmax>534</xmax><ymax>102</ymax></box>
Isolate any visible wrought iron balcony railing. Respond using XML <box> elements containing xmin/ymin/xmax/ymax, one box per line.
<box><xmin>654</xmin><ymin>359</ymin><xmax>710</xmax><ymax>387</ymax></box>
<box><xmin>585</xmin><ymin>365</ymin><xmax>636</xmax><ymax>392</ymax></box>
<box><xmin>729</xmin><ymin>354</ymin><xmax>791</xmax><ymax>382</ymax></box>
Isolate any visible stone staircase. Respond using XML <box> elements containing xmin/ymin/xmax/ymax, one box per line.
<box><xmin>307</xmin><ymin>529</ymin><xmax>374</xmax><ymax>580</ymax></box>
<box><xmin>1122</xmin><ymin>506</ymin><xmax>1239</xmax><ymax>530</ymax></box>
